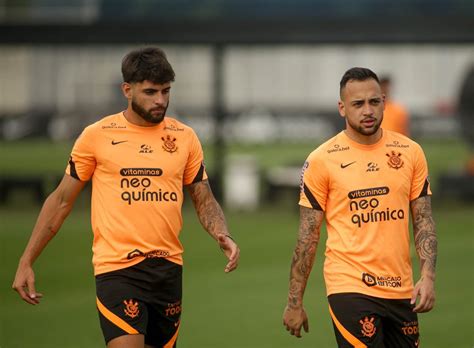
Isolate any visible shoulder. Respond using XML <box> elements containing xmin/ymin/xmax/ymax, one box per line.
<box><xmin>384</xmin><ymin>130</ymin><xmax>422</xmax><ymax>151</ymax></box>
<box><xmin>163</xmin><ymin>117</ymin><xmax>197</xmax><ymax>135</ymax></box>
<box><xmin>81</xmin><ymin>112</ymin><xmax>124</xmax><ymax>134</ymax></box>
<box><xmin>307</xmin><ymin>132</ymin><xmax>345</xmax><ymax>161</ymax></box>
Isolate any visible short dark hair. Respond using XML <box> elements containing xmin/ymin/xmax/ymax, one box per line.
<box><xmin>121</xmin><ymin>47</ymin><xmax>175</xmax><ymax>84</ymax></box>
<box><xmin>339</xmin><ymin>67</ymin><xmax>379</xmax><ymax>96</ymax></box>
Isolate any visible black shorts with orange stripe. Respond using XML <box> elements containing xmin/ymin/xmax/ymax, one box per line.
<box><xmin>328</xmin><ymin>293</ymin><xmax>420</xmax><ymax>348</ymax></box>
<box><xmin>95</xmin><ymin>258</ymin><xmax>182</xmax><ymax>346</ymax></box>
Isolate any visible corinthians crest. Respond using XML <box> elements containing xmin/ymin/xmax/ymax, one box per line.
<box><xmin>386</xmin><ymin>151</ymin><xmax>404</xmax><ymax>169</ymax></box>
<box><xmin>161</xmin><ymin>135</ymin><xmax>178</xmax><ymax>153</ymax></box>
<box><xmin>123</xmin><ymin>299</ymin><xmax>139</xmax><ymax>318</ymax></box>
<box><xmin>360</xmin><ymin>316</ymin><xmax>376</xmax><ymax>338</ymax></box>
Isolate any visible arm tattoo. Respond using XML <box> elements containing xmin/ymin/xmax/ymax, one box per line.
<box><xmin>288</xmin><ymin>206</ymin><xmax>323</xmax><ymax>308</ymax></box>
<box><xmin>411</xmin><ymin>195</ymin><xmax>437</xmax><ymax>279</ymax></box>
<box><xmin>187</xmin><ymin>180</ymin><xmax>229</xmax><ymax>239</ymax></box>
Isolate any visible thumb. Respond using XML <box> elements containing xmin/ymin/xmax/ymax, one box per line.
<box><xmin>303</xmin><ymin>319</ymin><xmax>309</xmax><ymax>333</ymax></box>
<box><xmin>27</xmin><ymin>279</ymin><xmax>37</xmax><ymax>299</ymax></box>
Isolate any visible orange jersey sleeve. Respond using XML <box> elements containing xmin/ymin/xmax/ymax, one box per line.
<box><xmin>183</xmin><ymin>128</ymin><xmax>207</xmax><ymax>185</ymax></box>
<box><xmin>299</xmin><ymin>141</ymin><xmax>333</xmax><ymax>211</ymax></box>
<box><xmin>66</xmin><ymin>125</ymin><xmax>97</xmax><ymax>181</ymax></box>
<box><xmin>66</xmin><ymin>113</ymin><xmax>207</xmax><ymax>275</ymax></box>
<box><xmin>410</xmin><ymin>142</ymin><xmax>432</xmax><ymax>200</ymax></box>
<box><xmin>299</xmin><ymin>130</ymin><xmax>431</xmax><ymax>299</ymax></box>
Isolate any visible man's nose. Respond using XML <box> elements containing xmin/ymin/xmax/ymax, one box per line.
<box><xmin>362</xmin><ymin>103</ymin><xmax>374</xmax><ymax>115</ymax></box>
<box><xmin>154</xmin><ymin>93</ymin><xmax>166</xmax><ymax>105</ymax></box>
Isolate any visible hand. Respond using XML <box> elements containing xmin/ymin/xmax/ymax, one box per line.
<box><xmin>411</xmin><ymin>276</ymin><xmax>435</xmax><ymax>313</ymax></box>
<box><xmin>283</xmin><ymin>305</ymin><xmax>309</xmax><ymax>338</ymax></box>
<box><xmin>12</xmin><ymin>263</ymin><xmax>43</xmax><ymax>305</ymax></box>
<box><xmin>217</xmin><ymin>234</ymin><xmax>240</xmax><ymax>273</ymax></box>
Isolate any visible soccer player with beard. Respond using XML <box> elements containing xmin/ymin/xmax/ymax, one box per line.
<box><xmin>283</xmin><ymin>67</ymin><xmax>437</xmax><ymax>347</ymax></box>
<box><xmin>12</xmin><ymin>47</ymin><xmax>240</xmax><ymax>348</ymax></box>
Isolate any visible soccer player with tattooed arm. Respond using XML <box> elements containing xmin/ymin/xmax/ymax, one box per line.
<box><xmin>283</xmin><ymin>67</ymin><xmax>437</xmax><ymax>347</ymax></box>
<box><xmin>12</xmin><ymin>47</ymin><xmax>240</xmax><ymax>348</ymax></box>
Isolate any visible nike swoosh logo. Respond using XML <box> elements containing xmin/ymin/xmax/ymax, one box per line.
<box><xmin>111</xmin><ymin>140</ymin><xmax>128</xmax><ymax>145</ymax></box>
<box><xmin>174</xmin><ymin>320</ymin><xmax>180</xmax><ymax>327</ymax></box>
<box><xmin>340</xmin><ymin>161</ymin><xmax>356</xmax><ymax>169</ymax></box>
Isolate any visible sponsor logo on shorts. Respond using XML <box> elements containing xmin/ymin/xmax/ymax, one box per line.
<box><xmin>386</xmin><ymin>151</ymin><xmax>404</xmax><ymax>169</ymax></box>
<box><xmin>359</xmin><ymin>316</ymin><xmax>376</xmax><ymax>338</ymax></box>
<box><xmin>348</xmin><ymin>187</ymin><xmax>405</xmax><ymax>228</ymax></box>
<box><xmin>362</xmin><ymin>272</ymin><xmax>402</xmax><ymax>288</ymax></box>
<box><xmin>162</xmin><ymin>135</ymin><xmax>178</xmax><ymax>153</ymax></box>
<box><xmin>402</xmin><ymin>321</ymin><xmax>419</xmax><ymax>336</ymax></box>
<box><xmin>165</xmin><ymin>301</ymin><xmax>182</xmax><ymax>317</ymax></box>
<box><xmin>124</xmin><ymin>299</ymin><xmax>139</xmax><ymax>318</ymax></box>
<box><xmin>127</xmin><ymin>248</ymin><xmax>170</xmax><ymax>259</ymax></box>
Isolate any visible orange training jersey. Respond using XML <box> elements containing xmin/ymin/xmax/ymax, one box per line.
<box><xmin>66</xmin><ymin>113</ymin><xmax>208</xmax><ymax>275</ymax></box>
<box><xmin>299</xmin><ymin>130</ymin><xmax>431</xmax><ymax>299</ymax></box>
<box><xmin>381</xmin><ymin>100</ymin><xmax>409</xmax><ymax>136</ymax></box>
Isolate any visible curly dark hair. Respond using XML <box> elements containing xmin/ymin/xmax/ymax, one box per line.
<box><xmin>340</xmin><ymin>67</ymin><xmax>379</xmax><ymax>96</ymax></box>
<box><xmin>121</xmin><ymin>47</ymin><xmax>175</xmax><ymax>84</ymax></box>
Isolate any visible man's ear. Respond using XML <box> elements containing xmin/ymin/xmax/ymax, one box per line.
<box><xmin>338</xmin><ymin>100</ymin><xmax>346</xmax><ymax>118</ymax></box>
<box><xmin>121</xmin><ymin>82</ymin><xmax>132</xmax><ymax>99</ymax></box>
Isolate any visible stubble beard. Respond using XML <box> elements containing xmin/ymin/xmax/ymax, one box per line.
<box><xmin>347</xmin><ymin>116</ymin><xmax>382</xmax><ymax>137</ymax></box>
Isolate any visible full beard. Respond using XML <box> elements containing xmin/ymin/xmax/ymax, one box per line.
<box><xmin>132</xmin><ymin>100</ymin><xmax>168</xmax><ymax>124</ymax></box>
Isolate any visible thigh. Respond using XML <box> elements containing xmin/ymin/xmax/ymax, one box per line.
<box><xmin>96</xmin><ymin>268</ymin><xmax>149</xmax><ymax>345</ymax></box>
<box><xmin>144</xmin><ymin>258</ymin><xmax>183</xmax><ymax>348</ymax></box>
<box><xmin>328</xmin><ymin>293</ymin><xmax>386</xmax><ymax>348</ymax></box>
<box><xmin>384</xmin><ymin>299</ymin><xmax>419</xmax><ymax>348</ymax></box>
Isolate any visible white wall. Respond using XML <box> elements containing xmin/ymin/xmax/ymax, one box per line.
<box><xmin>0</xmin><ymin>44</ymin><xmax>472</xmax><ymax>116</ymax></box>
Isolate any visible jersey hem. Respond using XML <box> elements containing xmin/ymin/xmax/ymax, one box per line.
<box><xmin>94</xmin><ymin>256</ymin><xmax>183</xmax><ymax>276</ymax></box>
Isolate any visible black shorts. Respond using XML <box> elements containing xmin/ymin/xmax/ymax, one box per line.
<box><xmin>328</xmin><ymin>293</ymin><xmax>420</xmax><ymax>348</ymax></box>
<box><xmin>95</xmin><ymin>258</ymin><xmax>182</xmax><ymax>346</ymax></box>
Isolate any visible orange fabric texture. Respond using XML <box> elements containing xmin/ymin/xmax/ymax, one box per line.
<box><xmin>300</xmin><ymin>130</ymin><xmax>431</xmax><ymax>299</ymax></box>
<box><xmin>66</xmin><ymin>113</ymin><xmax>207</xmax><ymax>275</ymax></box>
<box><xmin>381</xmin><ymin>100</ymin><xmax>409</xmax><ymax>136</ymax></box>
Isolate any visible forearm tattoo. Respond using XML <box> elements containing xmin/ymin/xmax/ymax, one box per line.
<box><xmin>288</xmin><ymin>206</ymin><xmax>323</xmax><ymax>308</ymax></box>
<box><xmin>411</xmin><ymin>196</ymin><xmax>437</xmax><ymax>278</ymax></box>
<box><xmin>187</xmin><ymin>180</ymin><xmax>229</xmax><ymax>239</ymax></box>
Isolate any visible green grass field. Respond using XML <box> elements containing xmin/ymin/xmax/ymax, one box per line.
<box><xmin>1</xmin><ymin>138</ymin><xmax>473</xmax><ymax>347</ymax></box>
